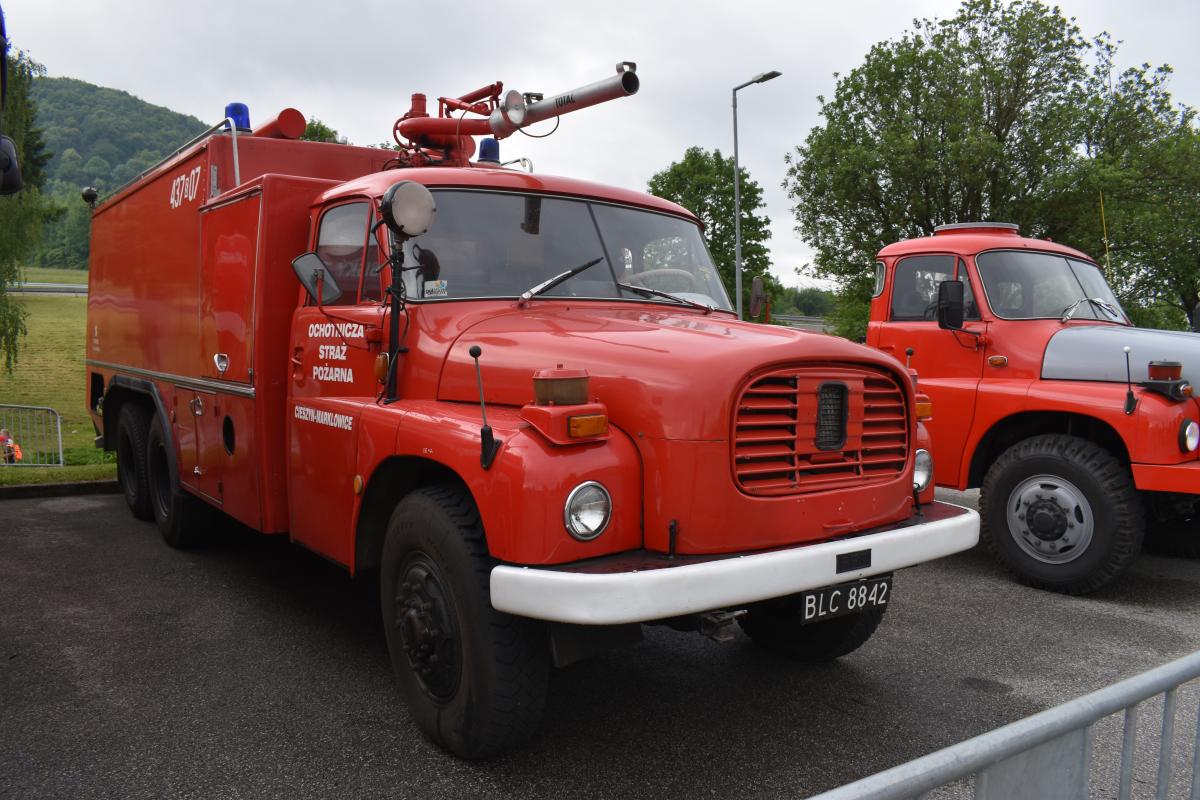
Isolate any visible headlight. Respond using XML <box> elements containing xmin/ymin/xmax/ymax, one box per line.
<box><xmin>913</xmin><ymin>449</ymin><xmax>933</xmax><ymax>492</ymax></box>
<box><xmin>1181</xmin><ymin>420</ymin><xmax>1200</xmax><ymax>453</ymax></box>
<box><xmin>564</xmin><ymin>481</ymin><xmax>612</xmax><ymax>541</ymax></box>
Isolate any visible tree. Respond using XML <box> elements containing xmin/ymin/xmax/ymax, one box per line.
<box><xmin>0</xmin><ymin>48</ymin><xmax>53</xmax><ymax>370</ymax></box>
<box><xmin>785</xmin><ymin>0</ymin><xmax>1092</xmax><ymax>338</ymax></box>
<box><xmin>302</xmin><ymin>118</ymin><xmax>346</xmax><ymax>144</ymax></box>
<box><xmin>1043</xmin><ymin>38</ymin><xmax>1198</xmax><ymax>330</ymax></box>
<box><xmin>648</xmin><ymin>146</ymin><xmax>776</xmax><ymax>312</ymax></box>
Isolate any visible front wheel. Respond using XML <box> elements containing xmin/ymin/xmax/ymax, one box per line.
<box><xmin>380</xmin><ymin>485</ymin><xmax>548</xmax><ymax>759</ymax></box>
<box><xmin>980</xmin><ymin>434</ymin><xmax>1143</xmax><ymax>595</ymax></box>
<box><xmin>738</xmin><ymin>599</ymin><xmax>887</xmax><ymax>662</ymax></box>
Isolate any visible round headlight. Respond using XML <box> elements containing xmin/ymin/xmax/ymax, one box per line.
<box><xmin>1181</xmin><ymin>420</ymin><xmax>1200</xmax><ymax>453</ymax></box>
<box><xmin>564</xmin><ymin>481</ymin><xmax>611</xmax><ymax>541</ymax></box>
<box><xmin>913</xmin><ymin>449</ymin><xmax>933</xmax><ymax>492</ymax></box>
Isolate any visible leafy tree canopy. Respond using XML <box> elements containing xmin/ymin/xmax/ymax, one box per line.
<box><xmin>0</xmin><ymin>48</ymin><xmax>54</xmax><ymax>370</ymax></box>
<box><xmin>302</xmin><ymin>118</ymin><xmax>346</xmax><ymax>144</ymax></box>
<box><xmin>786</xmin><ymin>0</ymin><xmax>1195</xmax><ymax>337</ymax></box>
<box><xmin>648</xmin><ymin>146</ymin><xmax>777</xmax><ymax>314</ymax></box>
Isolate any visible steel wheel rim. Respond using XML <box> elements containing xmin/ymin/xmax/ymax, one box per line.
<box><xmin>1006</xmin><ymin>473</ymin><xmax>1095</xmax><ymax>564</ymax></box>
<box><xmin>393</xmin><ymin>553</ymin><xmax>461</xmax><ymax>701</ymax></box>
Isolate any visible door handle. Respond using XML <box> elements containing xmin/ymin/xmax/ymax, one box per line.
<box><xmin>879</xmin><ymin>345</ymin><xmax>896</xmax><ymax>352</ymax></box>
<box><xmin>189</xmin><ymin>396</ymin><xmax>204</xmax><ymax>417</ymax></box>
<box><xmin>213</xmin><ymin>353</ymin><xmax>229</xmax><ymax>375</ymax></box>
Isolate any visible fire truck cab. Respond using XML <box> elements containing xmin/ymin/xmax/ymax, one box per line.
<box><xmin>868</xmin><ymin>222</ymin><xmax>1200</xmax><ymax>595</ymax></box>
<box><xmin>86</xmin><ymin>66</ymin><xmax>978</xmax><ymax>758</ymax></box>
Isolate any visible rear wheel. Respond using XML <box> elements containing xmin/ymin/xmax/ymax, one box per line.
<box><xmin>116</xmin><ymin>404</ymin><xmax>152</xmax><ymax>520</ymax></box>
<box><xmin>146</xmin><ymin>414</ymin><xmax>203</xmax><ymax>549</ymax></box>
<box><xmin>739</xmin><ymin>598</ymin><xmax>887</xmax><ymax>662</ymax></box>
<box><xmin>980</xmin><ymin>434</ymin><xmax>1142</xmax><ymax>594</ymax></box>
<box><xmin>380</xmin><ymin>485</ymin><xmax>548</xmax><ymax>759</ymax></box>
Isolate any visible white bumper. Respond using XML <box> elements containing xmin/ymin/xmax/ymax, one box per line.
<box><xmin>490</xmin><ymin>502</ymin><xmax>979</xmax><ymax>625</ymax></box>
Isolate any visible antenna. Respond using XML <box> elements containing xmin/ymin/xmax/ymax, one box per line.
<box><xmin>469</xmin><ymin>345</ymin><xmax>502</xmax><ymax>469</ymax></box>
<box><xmin>1123</xmin><ymin>346</ymin><xmax>1137</xmax><ymax>415</ymax></box>
<box><xmin>1100</xmin><ymin>190</ymin><xmax>1113</xmax><ymax>276</ymax></box>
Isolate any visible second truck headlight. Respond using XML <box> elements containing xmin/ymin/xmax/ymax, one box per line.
<box><xmin>1181</xmin><ymin>420</ymin><xmax>1200</xmax><ymax>453</ymax></box>
<box><xmin>564</xmin><ymin>481</ymin><xmax>612</xmax><ymax>541</ymax></box>
<box><xmin>913</xmin><ymin>449</ymin><xmax>933</xmax><ymax>492</ymax></box>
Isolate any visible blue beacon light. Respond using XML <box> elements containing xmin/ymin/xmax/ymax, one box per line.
<box><xmin>478</xmin><ymin>137</ymin><xmax>500</xmax><ymax>164</ymax></box>
<box><xmin>224</xmin><ymin>102</ymin><xmax>251</xmax><ymax>131</ymax></box>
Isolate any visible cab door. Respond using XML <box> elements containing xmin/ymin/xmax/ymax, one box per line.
<box><xmin>286</xmin><ymin>200</ymin><xmax>385</xmax><ymax>567</ymax></box>
<box><xmin>874</xmin><ymin>253</ymin><xmax>987</xmax><ymax>486</ymax></box>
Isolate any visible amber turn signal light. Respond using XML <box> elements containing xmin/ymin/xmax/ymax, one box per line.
<box><xmin>568</xmin><ymin>414</ymin><xmax>608</xmax><ymax>438</ymax></box>
<box><xmin>373</xmin><ymin>353</ymin><xmax>389</xmax><ymax>383</ymax></box>
<box><xmin>915</xmin><ymin>394</ymin><xmax>933</xmax><ymax>421</ymax></box>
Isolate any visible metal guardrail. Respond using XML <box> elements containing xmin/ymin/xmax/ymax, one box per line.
<box><xmin>4</xmin><ymin>282</ymin><xmax>88</xmax><ymax>295</ymax></box>
<box><xmin>0</xmin><ymin>404</ymin><xmax>65</xmax><ymax>467</ymax></box>
<box><xmin>773</xmin><ymin>314</ymin><xmax>831</xmax><ymax>332</ymax></box>
<box><xmin>809</xmin><ymin>649</ymin><xmax>1200</xmax><ymax>800</ymax></box>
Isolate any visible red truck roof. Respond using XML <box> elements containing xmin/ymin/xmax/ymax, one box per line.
<box><xmin>318</xmin><ymin>166</ymin><xmax>697</xmax><ymax>222</ymax></box>
<box><xmin>878</xmin><ymin>224</ymin><xmax>1094</xmax><ymax>263</ymax></box>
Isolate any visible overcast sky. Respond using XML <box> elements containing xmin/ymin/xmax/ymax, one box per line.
<box><xmin>7</xmin><ymin>0</ymin><xmax>1198</xmax><ymax>286</ymax></box>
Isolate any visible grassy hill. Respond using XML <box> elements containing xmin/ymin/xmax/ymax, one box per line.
<box><xmin>31</xmin><ymin>77</ymin><xmax>208</xmax><ymax>269</ymax></box>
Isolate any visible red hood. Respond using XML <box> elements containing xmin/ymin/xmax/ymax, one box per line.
<box><xmin>437</xmin><ymin>304</ymin><xmax>910</xmax><ymax>441</ymax></box>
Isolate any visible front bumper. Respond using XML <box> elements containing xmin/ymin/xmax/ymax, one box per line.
<box><xmin>1132</xmin><ymin>460</ymin><xmax>1200</xmax><ymax>494</ymax></box>
<box><xmin>490</xmin><ymin>501</ymin><xmax>979</xmax><ymax>625</ymax></box>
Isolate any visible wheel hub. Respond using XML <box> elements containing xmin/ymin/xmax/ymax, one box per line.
<box><xmin>394</xmin><ymin>557</ymin><xmax>460</xmax><ymax>700</ymax></box>
<box><xmin>1006</xmin><ymin>475</ymin><xmax>1095</xmax><ymax>564</ymax></box>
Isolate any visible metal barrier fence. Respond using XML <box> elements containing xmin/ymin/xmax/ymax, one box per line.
<box><xmin>0</xmin><ymin>404</ymin><xmax>64</xmax><ymax>467</ymax></box>
<box><xmin>809</xmin><ymin>649</ymin><xmax>1200</xmax><ymax>800</ymax></box>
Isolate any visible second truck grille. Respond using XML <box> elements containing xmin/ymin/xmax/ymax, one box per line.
<box><xmin>733</xmin><ymin>366</ymin><xmax>909</xmax><ymax>496</ymax></box>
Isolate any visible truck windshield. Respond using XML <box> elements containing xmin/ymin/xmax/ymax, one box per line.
<box><xmin>399</xmin><ymin>190</ymin><xmax>732</xmax><ymax>311</ymax></box>
<box><xmin>974</xmin><ymin>250</ymin><xmax>1128</xmax><ymax>323</ymax></box>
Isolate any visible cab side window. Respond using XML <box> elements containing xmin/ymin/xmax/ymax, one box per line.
<box><xmin>891</xmin><ymin>254</ymin><xmax>979</xmax><ymax>321</ymax></box>
<box><xmin>315</xmin><ymin>202</ymin><xmax>370</xmax><ymax>306</ymax></box>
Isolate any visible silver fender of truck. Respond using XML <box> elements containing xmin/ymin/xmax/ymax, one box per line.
<box><xmin>490</xmin><ymin>502</ymin><xmax>979</xmax><ymax>625</ymax></box>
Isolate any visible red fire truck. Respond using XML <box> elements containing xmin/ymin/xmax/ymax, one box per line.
<box><xmin>86</xmin><ymin>64</ymin><xmax>978</xmax><ymax>758</ymax></box>
<box><xmin>868</xmin><ymin>222</ymin><xmax>1199</xmax><ymax>595</ymax></box>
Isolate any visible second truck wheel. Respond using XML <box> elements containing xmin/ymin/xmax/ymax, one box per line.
<box><xmin>980</xmin><ymin>434</ymin><xmax>1143</xmax><ymax>595</ymax></box>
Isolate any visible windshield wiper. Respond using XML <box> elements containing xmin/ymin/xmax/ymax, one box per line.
<box><xmin>517</xmin><ymin>257</ymin><xmax>604</xmax><ymax>306</ymax></box>
<box><xmin>1061</xmin><ymin>297</ymin><xmax>1123</xmax><ymax>324</ymax></box>
<box><xmin>617</xmin><ymin>282</ymin><xmax>714</xmax><ymax>314</ymax></box>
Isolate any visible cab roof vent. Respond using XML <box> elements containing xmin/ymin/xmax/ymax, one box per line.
<box><xmin>933</xmin><ymin>222</ymin><xmax>1020</xmax><ymax>235</ymax></box>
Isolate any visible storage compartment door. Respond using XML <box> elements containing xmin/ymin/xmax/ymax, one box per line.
<box><xmin>200</xmin><ymin>193</ymin><xmax>260</xmax><ymax>384</ymax></box>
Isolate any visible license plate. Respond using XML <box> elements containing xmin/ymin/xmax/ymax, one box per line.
<box><xmin>800</xmin><ymin>576</ymin><xmax>891</xmax><ymax>625</ymax></box>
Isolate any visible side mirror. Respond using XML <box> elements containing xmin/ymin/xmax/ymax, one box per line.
<box><xmin>291</xmin><ymin>252</ymin><xmax>343</xmax><ymax>306</ymax></box>
<box><xmin>749</xmin><ymin>275</ymin><xmax>767</xmax><ymax>319</ymax></box>
<box><xmin>937</xmin><ymin>280</ymin><xmax>965</xmax><ymax>331</ymax></box>
<box><xmin>0</xmin><ymin>135</ymin><xmax>22</xmax><ymax>195</ymax></box>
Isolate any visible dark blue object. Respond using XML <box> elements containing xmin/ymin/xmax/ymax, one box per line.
<box><xmin>478</xmin><ymin>137</ymin><xmax>500</xmax><ymax>163</ymax></box>
<box><xmin>224</xmin><ymin>102</ymin><xmax>251</xmax><ymax>131</ymax></box>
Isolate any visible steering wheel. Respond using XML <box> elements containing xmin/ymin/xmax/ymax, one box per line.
<box><xmin>627</xmin><ymin>268</ymin><xmax>699</xmax><ymax>293</ymax></box>
<box><xmin>922</xmin><ymin>300</ymin><xmax>940</xmax><ymax>321</ymax></box>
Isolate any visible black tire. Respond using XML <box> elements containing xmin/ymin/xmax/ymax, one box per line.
<box><xmin>980</xmin><ymin>434</ymin><xmax>1143</xmax><ymax>595</ymax></box>
<box><xmin>146</xmin><ymin>414</ymin><xmax>203</xmax><ymax>549</ymax></box>
<box><xmin>380</xmin><ymin>485</ymin><xmax>548</xmax><ymax>760</ymax></box>
<box><xmin>1144</xmin><ymin>518</ymin><xmax>1200</xmax><ymax>558</ymax></box>
<box><xmin>739</xmin><ymin>597</ymin><xmax>887</xmax><ymax>662</ymax></box>
<box><xmin>116</xmin><ymin>404</ymin><xmax>153</xmax><ymax>520</ymax></box>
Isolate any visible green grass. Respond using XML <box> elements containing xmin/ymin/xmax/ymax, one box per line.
<box><xmin>15</xmin><ymin>266</ymin><xmax>89</xmax><ymax>285</ymax></box>
<box><xmin>0</xmin><ymin>293</ymin><xmax>115</xmax><ymax>486</ymax></box>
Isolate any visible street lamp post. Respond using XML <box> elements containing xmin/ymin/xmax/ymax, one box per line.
<box><xmin>732</xmin><ymin>69</ymin><xmax>781</xmax><ymax>319</ymax></box>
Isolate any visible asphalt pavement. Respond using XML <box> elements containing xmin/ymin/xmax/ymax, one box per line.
<box><xmin>2</xmin><ymin>490</ymin><xmax>1198</xmax><ymax>799</ymax></box>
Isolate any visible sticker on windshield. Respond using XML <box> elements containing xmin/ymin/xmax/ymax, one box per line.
<box><xmin>424</xmin><ymin>280</ymin><xmax>448</xmax><ymax>298</ymax></box>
